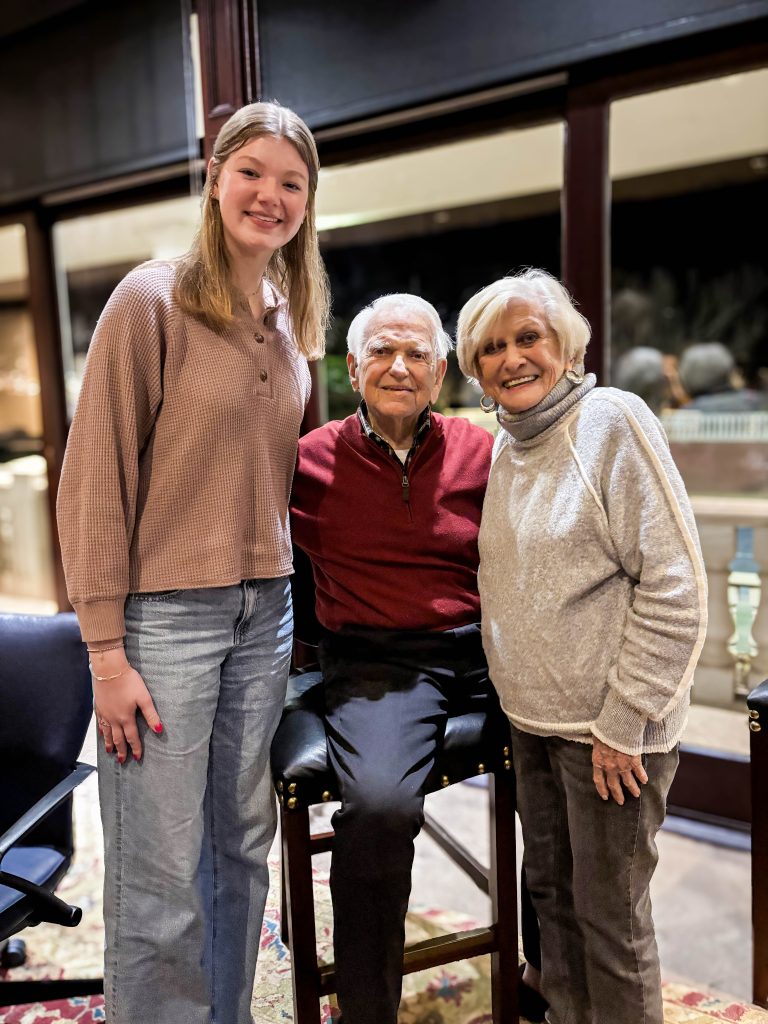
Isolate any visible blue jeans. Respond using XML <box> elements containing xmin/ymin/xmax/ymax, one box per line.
<box><xmin>98</xmin><ymin>578</ymin><xmax>292</xmax><ymax>1024</ymax></box>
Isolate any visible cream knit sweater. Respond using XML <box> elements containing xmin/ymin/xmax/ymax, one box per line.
<box><xmin>56</xmin><ymin>260</ymin><xmax>310</xmax><ymax>642</ymax></box>
<box><xmin>479</xmin><ymin>375</ymin><xmax>707</xmax><ymax>756</ymax></box>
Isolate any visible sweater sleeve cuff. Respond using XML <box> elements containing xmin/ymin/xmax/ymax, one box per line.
<box><xmin>592</xmin><ymin>689</ymin><xmax>648</xmax><ymax>756</ymax></box>
<box><xmin>72</xmin><ymin>599</ymin><xmax>126</xmax><ymax>644</ymax></box>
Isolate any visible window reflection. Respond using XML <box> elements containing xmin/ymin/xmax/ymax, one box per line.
<box><xmin>610</xmin><ymin>68</ymin><xmax>768</xmax><ymax>721</ymax></box>
<box><xmin>0</xmin><ymin>223</ymin><xmax>56</xmax><ymax>612</ymax></box>
<box><xmin>54</xmin><ymin>195</ymin><xmax>199</xmax><ymax>417</ymax></box>
<box><xmin>316</xmin><ymin>122</ymin><xmax>564</xmax><ymax>423</ymax></box>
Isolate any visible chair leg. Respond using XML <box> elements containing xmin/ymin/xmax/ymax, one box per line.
<box><xmin>751</xmin><ymin>721</ymin><xmax>768</xmax><ymax>1008</ymax></box>
<box><xmin>281</xmin><ymin>803</ymin><xmax>323</xmax><ymax>1024</ymax></box>
<box><xmin>489</xmin><ymin>769</ymin><xmax>519</xmax><ymax>1024</ymax></box>
<box><xmin>280</xmin><ymin>835</ymin><xmax>290</xmax><ymax>947</ymax></box>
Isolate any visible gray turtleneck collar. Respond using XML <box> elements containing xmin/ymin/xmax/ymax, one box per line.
<box><xmin>497</xmin><ymin>373</ymin><xmax>597</xmax><ymax>443</ymax></box>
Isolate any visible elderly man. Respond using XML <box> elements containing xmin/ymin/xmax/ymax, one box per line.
<box><xmin>290</xmin><ymin>294</ymin><xmax>544</xmax><ymax>1024</ymax></box>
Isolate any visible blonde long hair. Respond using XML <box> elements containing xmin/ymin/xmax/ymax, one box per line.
<box><xmin>175</xmin><ymin>101</ymin><xmax>330</xmax><ymax>360</ymax></box>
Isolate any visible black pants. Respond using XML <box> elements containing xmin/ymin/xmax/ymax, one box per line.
<box><xmin>320</xmin><ymin>623</ymin><xmax>540</xmax><ymax>1024</ymax></box>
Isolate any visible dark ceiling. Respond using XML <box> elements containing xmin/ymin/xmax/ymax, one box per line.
<box><xmin>0</xmin><ymin>0</ymin><xmax>90</xmax><ymax>40</ymax></box>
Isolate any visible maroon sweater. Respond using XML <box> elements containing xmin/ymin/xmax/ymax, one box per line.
<box><xmin>290</xmin><ymin>411</ymin><xmax>493</xmax><ymax>632</ymax></box>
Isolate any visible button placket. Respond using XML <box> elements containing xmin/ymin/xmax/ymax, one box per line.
<box><xmin>249</xmin><ymin>309</ymin><xmax>273</xmax><ymax>397</ymax></box>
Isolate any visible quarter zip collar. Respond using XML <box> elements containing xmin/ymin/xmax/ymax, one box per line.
<box><xmin>356</xmin><ymin>401</ymin><xmax>431</xmax><ymax>460</ymax></box>
<box><xmin>357</xmin><ymin>401</ymin><xmax>432</xmax><ymax>503</ymax></box>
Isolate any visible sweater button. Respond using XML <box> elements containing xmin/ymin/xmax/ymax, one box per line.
<box><xmin>254</xmin><ymin>332</ymin><xmax>264</xmax><ymax>343</ymax></box>
<box><xmin>260</xmin><ymin>370</ymin><xmax>268</xmax><ymax>382</ymax></box>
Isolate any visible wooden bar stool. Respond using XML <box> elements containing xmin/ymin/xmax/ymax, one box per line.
<box><xmin>270</xmin><ymin>667</ymin><xmax>520</xmax><ymax>1024</ymax></box>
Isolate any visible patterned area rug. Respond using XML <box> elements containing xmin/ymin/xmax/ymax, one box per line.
<box><xmin>1</xmin><ymin>778</ymin><xmax>766</xmax><ymax>1023</ymax></box>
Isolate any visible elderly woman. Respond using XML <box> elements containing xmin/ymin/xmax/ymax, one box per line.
<box><xmin>290</xmin><ymin>293</ymin><xmax>544</xmax><ymax>1024</ymax></box>
<box><xmin>456</xmin><ymin>269</ymin><xmax>707</xmax><ymax>1024</ymax></box>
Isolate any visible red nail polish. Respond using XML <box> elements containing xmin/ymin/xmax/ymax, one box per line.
<box><xmin>153</xmin><ymin>723</ymin><xmax>164</xmax><ymax>734</ymax></box>
<box><xmin>133</xmin><ymin>753</ymin><xmax>141</xmax><ymax>761</ymax></box>
<box><xmin>117</xmin><ymin>755</ymin><xmax>125</xmax><ymax>764</ymax></box>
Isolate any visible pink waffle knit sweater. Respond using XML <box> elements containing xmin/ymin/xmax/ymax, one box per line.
<box><xmin>56</xmin><ymin>259</ymin><xmax>310</xmax><ymax>642</ymax></box>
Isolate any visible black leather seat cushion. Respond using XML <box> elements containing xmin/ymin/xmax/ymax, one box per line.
<box><xmin>271</xmin><ymin>670</ymin><xmax>511</xmax><ymax>807</ymax></box>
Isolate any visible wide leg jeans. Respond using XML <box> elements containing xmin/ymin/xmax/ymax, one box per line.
<box><xmin>97</xmin><ymin>578</ymin><xmax>292</xmax><ymax>1024</ymax></box>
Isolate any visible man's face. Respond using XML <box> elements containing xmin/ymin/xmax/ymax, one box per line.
<box><xmin>347</xmin><ymin>312</ymin><xmax>447</xmax><ymax>426</ymax></box>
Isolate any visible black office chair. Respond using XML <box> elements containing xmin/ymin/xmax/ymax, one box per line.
<box><xmin>0</xmin><ymin>612</ymin><xmax>101</xmax><ymax>1006</ymax></box>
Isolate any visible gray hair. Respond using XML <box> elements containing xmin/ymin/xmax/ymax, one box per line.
<box><xmin>613</xmin><ymin>346</ymin><xmax>668</xmax><ymax>415</ymax></box>
<box><xmin>455</xmin><ymin>268</ymin><xmax>591</xmax><ymax>381</ymax></box>
<box><xmin>347</xmin><ymin>294</ymin><xmax>452</xmax><ymax>361</ymax></box>
<box><xmin>678</xmin><ymin>342</ymin><xmax>734</xmax><ymax>397</ymax></box>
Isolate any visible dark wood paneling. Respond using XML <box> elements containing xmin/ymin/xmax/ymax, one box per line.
<box><xmin>667</xmin><ymin>745</ymin><xmax>751</xmax><ymax>825</ymax></box>
<box><xmin>0</xmin><ymin>0</ymin><xmax>191</xmax><ymax>204</ymax></box>
<box><xmin>571</xmin><ymin>27</ymin><xmax>768</xmax><ymax>103</ymax></box>
<box><xmin>562</xmin><ymin>93</ymin><xmax>609</xmax><ymax>382</ymax></box>
<box><xmin>0</xmin><ymin>0</ymin><xmax>87</xmax><ymax>39</ymax></box>
<box><xmin>21</xmin><ymin>209</ymin><xmax>69</xmax><ymax>611</ymax></box>
<box><xmin>256</xmin><ymin>0</ymin><xmax>768</xmax><ymax>130</ymax></box>
<box><xmin>300</xmin><ymin>362</ymin><xmax>323</xmax><ymax>435</ymax></box>
<box><xmin>197</xmin><ymin>0</ymin><xmax>259</xmax><ymax>160</ymax></box>
<box><xmin>315</xmin><ymin>84</ymin><xmax>566</xmax><ymax>169</ymax></box>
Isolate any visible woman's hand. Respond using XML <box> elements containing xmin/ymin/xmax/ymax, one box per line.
<box><xmin>91</xmin><ymin>649</ymin><xmax>163</xmax><ymax>763</ymax></box>
<box><xmin>591</xmin><ymin>738</ymin><xmax>648</xmax><ymax>805</ymax></box>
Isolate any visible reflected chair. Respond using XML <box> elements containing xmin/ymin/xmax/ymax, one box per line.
<box><xmin>748</xmin><ymin>678</ymin><xmax>768</xmax><ymax>1010</ymax></box>
<box><xmin>270</xmin><ymin>551</ymin><xmax>520</xmax><ymax>1024</ymax></box>
<box><xmin>0</xmin><ymin>612</ymin><xmax>100</xmax><ymax>1006</ymax></box>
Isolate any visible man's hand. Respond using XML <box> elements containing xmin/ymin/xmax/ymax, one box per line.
<box><xmin>592</xmin><ymin>738</ymin><xmax>648</xmax><ymax>805</ymax></box>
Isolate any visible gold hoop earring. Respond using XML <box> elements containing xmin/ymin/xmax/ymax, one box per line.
<box><xmin>479</xmin><ymin>394</ymin><xmax>497</xmax><ymax>413</ymax></box>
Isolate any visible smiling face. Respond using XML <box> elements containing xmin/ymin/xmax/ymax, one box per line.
<box><xmin>476</xmin><ymin>300</ymin><xmax>571</xmax><ymax>414</ymax></box>
<box><xmin>211</xmin><ymin>135</ymin><xmax>309</xmax><ymax>262</ymax></box>
<box><xmin>347</xmin><ymin>312</ymin><xmax>447</xmax><ymax>442</ymax></box>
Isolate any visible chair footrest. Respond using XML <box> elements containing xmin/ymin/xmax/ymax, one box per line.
<box><xmin>317</xmin><ymin>926</ymin><xmax>497</xmax><ymax>996</ymax></box>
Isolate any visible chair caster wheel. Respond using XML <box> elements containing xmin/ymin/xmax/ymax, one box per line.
<box><xmin>1</xmin><ymin>937</ymin><xmax>27</xmax><ymax>968</ymax></box>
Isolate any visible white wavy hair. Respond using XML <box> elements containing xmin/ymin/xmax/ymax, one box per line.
<box><xmin>347</xmin><ymin>293</ymin><xmax>453</xmax><ymax>361</ymax></box>
<box><xmin>456</xmin><ymin>269</ymin><xmax>591</xmax><ymax>381</ymax></box>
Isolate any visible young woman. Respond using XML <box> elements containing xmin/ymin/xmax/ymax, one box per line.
<box><xmin>56</xmin><ymin>101</ymin><xmax>330</xmax><ymax>1024</ymax></box>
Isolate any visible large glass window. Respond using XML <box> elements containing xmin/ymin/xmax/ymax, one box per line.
<box><xmin>53</xmin><ymin>195</ymin><xmax>200</xmax><ymax>418</ymax></box>
<box><xmin>0</xmin><ymin>223</ymin><xmax>57</xmax><ymax>613</ymax></box>
<box><xmin>316</xmin><ymin>121</ymin><xmax>565</xmax><ymax>423</ymax></box>
<box><xmin>609</xmin><ymin>68</ymin><xmax>768</xmax><ymax>727</ymax></box>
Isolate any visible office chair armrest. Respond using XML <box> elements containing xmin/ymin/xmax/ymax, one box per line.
<box><xmin>0</xmin><ymin>761</ymin><xmax>95</xmax><ymax>861</ymax></box>
<box><xmin>0</xmin><ymin>868</ymin><xmax>83</xmax><ymax>927</ymax></box>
